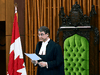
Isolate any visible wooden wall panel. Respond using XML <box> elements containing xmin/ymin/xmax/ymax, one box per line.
<box><xmin>25</xmin><ymin>0</ymin><xmax>100</xmax><ymax>75</ymax></box>
<box><xmin>87</xmin><ymin>0</ymin><xmax>90</xmax><ymax>16</ymax></box>
<box><xmin>48</xmin><ymin>0</ymin><xmax>50</xmax><ymax>29</ymax></box>
<box><xmin>90</xmin><ymin>0</ymin><xmax>92</xmax><ymax>11</ymax></box>
<box><xmin>80</xmin><ymin>0</ymin><xmax>82</xmax><ymax>7</ymax></box>
<box><xmin>6</xmin><ymin>0</ymin><xmax>14</xmax><ymax>35</ymax></box>
<box><xmin>25</xmin><ymin>0</ymin><xmax>29</xmax><ymax>74</ymax></box>
<box><xmin>63</xmin><ymin>0</ymin><xmax>66</xmax><ymax>13</ymax></box>
<box><xmin>53</xmin><ymin>0</ymin><xmax>56</xmax><ymax>41</ymax></box>
<box><xmin>6</xmin><ymin>36</ymin><xmax>11</xmax><ymax>72</ymax></box>
<box><xmin>83</xmin><ymin>0</ymin><xmax>86</xmax><ymax>14</ymax></box>
<box><xmin>37</xmin><ymin>0</ymin><xmax>40</xmax><ymax>28</ymax></box>
<box><xmin>57</xmin><ymin>0</ymin><xmax>60</xmax><ymax>28</ymax></box>
<box><xmin>73</xmin><ymin>0</ymin><xmax>76</xmax><ymax>5</ymax></box>
<box><xmin>6</xmin><ymin>0</ymin><xmax>14</xmax><ymax>73</ymax></box>
<box><xmin>77</xmin><ymin>0</ymin><xmax>79</xmax><ymax>4</ymax></box>
<box><xmin>69</xmin><ymin>0</ymin><xmax>72</xmax><ymax>11</ymax></box>
<box><xmin>67</xmin><ymin>0</ymin><xmax>70</xmax><ymax>15</ymax></box>
<box><xmin>41</xmin><ymin>0</ymin><xmax>44</xmax><ymax>27</ymax></box>
<box><xmin>44</xmin><ymin>0</ymin><xmax>46</xmax><ymax>27</ymax></box>
<box><xmin>50</xmin><ymin>0</ymin><xmax>53</xmax><ymax>39</ymax></box>
<box><xmin>20</xmin><ymin>36</ymin><xmax>25</xmax><ymax>56</ymax></box>
<box><xmin>31</xmin><ymin>0</ymin><xmax>34</xmax><ymax>74</ymax></box>
<box><xmin>0</xmin><ymin>0</ymin><xmax>5</xmax><ymax>21</ymax></box>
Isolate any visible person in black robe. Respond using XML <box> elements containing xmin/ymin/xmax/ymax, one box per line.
<box><xmin>31</xmin><ymin>26</ymin><xmax>65</xmax><ymax>75</ymax></box>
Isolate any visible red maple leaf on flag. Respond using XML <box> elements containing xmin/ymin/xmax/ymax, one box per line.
<box><xmin>14</xmin><ymin>56</ymin><xmax>24</xmax><ymax>75</ymax></box>
<box><xmin>8</xmin><ymin>51</ymin><xmax>25</xmax><ymax>75</ymax></box>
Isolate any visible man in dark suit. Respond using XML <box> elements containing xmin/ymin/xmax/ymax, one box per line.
<box><xmin>31</xmin><ymin>26</ymin><xmax>65</xmax><ymax>75</ymax></box>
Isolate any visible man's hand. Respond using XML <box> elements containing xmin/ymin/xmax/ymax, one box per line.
<box><xmin>38</xmin><ymin>61</ymin><xmax>47</xmax><ymax>67</ymax></box>
<box><xmin>31</xmin><ymin>60</ymin><xmax>38</xmax><ymax>65</ymax></box>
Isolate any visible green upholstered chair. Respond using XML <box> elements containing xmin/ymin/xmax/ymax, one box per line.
<box><xmin>64</xmin><ymin>34</ymin><xmax>89</xmax><ymax>75</ymax></box>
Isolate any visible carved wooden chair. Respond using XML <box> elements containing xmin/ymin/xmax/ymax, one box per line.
<box><xmin>56</xmin><ymin>2</ymin><xmax>99</xmax><ymax>75</ymax></box>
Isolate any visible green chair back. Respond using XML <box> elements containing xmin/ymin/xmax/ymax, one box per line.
<box><xmin>64</xmin><ymin>34</ymin><xmax>89</xmax><ymax>75</ymax></box>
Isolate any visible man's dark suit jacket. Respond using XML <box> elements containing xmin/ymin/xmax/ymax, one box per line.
<box><xmin>35</xmin><ymin>39</ymin><xmax>65</xmax><ymax>75</ymax></box>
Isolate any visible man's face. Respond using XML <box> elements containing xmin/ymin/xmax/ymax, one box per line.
<box><xmin>38</xmin><ymin>31</ymin><xmax>48</xmax><ymax>42</ymax></box>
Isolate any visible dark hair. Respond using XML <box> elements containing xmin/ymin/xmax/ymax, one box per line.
<box><xmin>38</xmin><ymin>26</ymin><xmax>50</xmax><ymax>35</ymax></box>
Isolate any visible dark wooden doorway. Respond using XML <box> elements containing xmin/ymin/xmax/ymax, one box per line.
<box><xmin>0</xmin><ymin>21</ymin><xmax>6</xmax><ymax>75</ymax></box>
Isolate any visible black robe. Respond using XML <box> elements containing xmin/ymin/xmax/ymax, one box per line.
<box><xmin>35</xmin><ymin>39</ymin><xmax>65</xmax><ymax>75</ymax></box>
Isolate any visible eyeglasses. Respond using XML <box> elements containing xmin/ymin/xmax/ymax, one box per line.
<box><xmin>38</xmin><ymin>33</ymin><xmax>45</xmax><ymax>36</ymax></box>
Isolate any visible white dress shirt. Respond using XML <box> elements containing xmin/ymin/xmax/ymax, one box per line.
<box><xmin>38</xmin><ymin>38</ymin><xmax>50</xmax><ymax>68</ymax></box>
<box><xmin>39</xmin><ymin>38</ymin><xmax>50</xmax><ymax>55</ymax></box>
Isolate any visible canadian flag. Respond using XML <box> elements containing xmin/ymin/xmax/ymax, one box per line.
<box><xmin>7</xmin><ymin>13</ymin><xmax>27</xmax><ymax>75</ymax></box>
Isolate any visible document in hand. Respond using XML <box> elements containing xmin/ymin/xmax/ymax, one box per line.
<box><xmin>24</xmin><ymin>53</ymin><xmax>42</xmax><ymax>60</ymax></box>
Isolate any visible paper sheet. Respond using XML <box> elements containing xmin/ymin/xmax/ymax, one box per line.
<box><xmin>24</xmin><ymin>53</ymin><xmax>42</xmax><ymax>60</ymax></box>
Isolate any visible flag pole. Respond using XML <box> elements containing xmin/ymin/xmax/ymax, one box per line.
<box><xmin>14</xmin><ymin>3</ymin><xmax>18</xmax><ymax>21</ymax></box>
